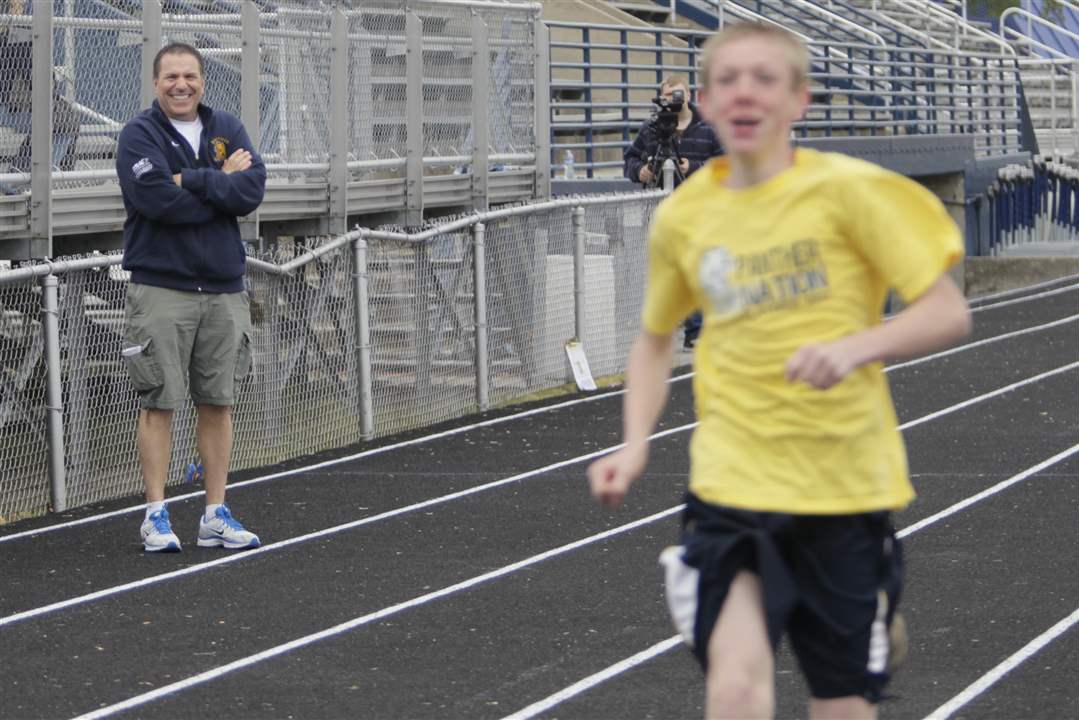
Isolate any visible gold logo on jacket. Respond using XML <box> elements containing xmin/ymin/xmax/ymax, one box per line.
<box><xmin>211</xmin><ymin>137</ymin><xmax>229</xmax><ymax>163</ymax></box>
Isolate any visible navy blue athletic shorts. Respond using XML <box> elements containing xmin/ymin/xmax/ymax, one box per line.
<box><xmin>660</xmin><ymin>492</ymin><xmax>904</xmax><ymax>703</ymax></box>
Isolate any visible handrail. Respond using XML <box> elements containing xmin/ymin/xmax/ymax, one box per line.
<box><xmin>0</xmin><ymin>190</ymin><xmax>666</xmax><ymax>285</ymax></box>
<box><xmin>886</xmin><ymin>0</ymin><xmax>1017</xmax><ymax>57</ymax></box>
<box><xmin>1000</xmin><ymin>7</ymin><xmax>1079</xmax><ymax>60</ymax></box>
<box><xmin>685</xmin><ymin>1</ymin><xmax>881</xmax><ymax>72</ymax></box>
<box><xmin>754</xmin><ymin>0</ymin><xmax>888</xmax><ymax>47</ymax></box>
<box><xmin>819</xmin><ymin>0</ymin><xmax>955</xmax><ymax>52</ymax></box>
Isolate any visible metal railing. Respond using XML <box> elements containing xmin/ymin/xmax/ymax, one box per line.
<box><xmin>999</xmin><ymin>8</ymin><xmax>1079</xmax><ymax>159</ymax></box>
<box><xmin>986</xmin><ymin>158</ymin><xmax>1079</xmax><ymax>255</ymax></box>
<box><xmin>0</xmin><ymin>0</ymin><xmax>547</xmax><ymax>258</ymax></box>
<box><xmin>548</xmin><ymin>20</ymin><xmax>1024</xmax><ymax>177</ymax></box>
<box><xmin>0</xmin><ymin>189</ymin><xmax>667</xmax><ymax>519</ymax></box>
<box><xmin>865</xmin><ymin>0</ymin><xmax>1014</xmax><ymax>56</ymax></box>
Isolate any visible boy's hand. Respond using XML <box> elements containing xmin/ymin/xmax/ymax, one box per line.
<box><xmin>785</xmin><ymin>338</ymin><xmax>860</xmax><ymax>390</ymax></box>
<box><xmin>222</xmin><ymin>149</ymin><xmax>252</xmax><ymax>174</ymax></box>
<box><xmin>587</xmin><ymin>443</ymin><xmax>648</xmax><ymax>507</ymax></box>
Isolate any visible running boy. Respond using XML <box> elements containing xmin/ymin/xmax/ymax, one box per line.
<box><xmin>587</xmin><ymin>23</ymin><xmax>972</xmax><ymax>720</ymax></box>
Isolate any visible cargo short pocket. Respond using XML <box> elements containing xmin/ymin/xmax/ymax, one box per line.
<box><xmin>234</xmin><ymin>331</ymin><xmax>252</xmax><ymax>381</ymax></box>
<box><xmin>121</xmin><ymin>338</ymin><xmax>164</xmax><ymax>393</ymax></box>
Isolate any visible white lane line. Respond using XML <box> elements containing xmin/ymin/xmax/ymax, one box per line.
<box><xmin>896</xmin><ymin>442</ymin><xmax>1079</xmax><ymax>539</ymax></box>
<box><xmin>70</xmin><ymin>505</ymin><xmax>687</xmax><ymax>720</ymax></box>
<box><xmin>0</xmin><ymin>373</ymin><xmax>694</xmax><ymax>544</ymax></box>
<box><xmin>500</xmin><ymin>637</ymin><xmax>685</xmax><ymax>720</ymax></box>
<box><xmin>895</xmin><ymin>360</ymin><xmax>1079</xmax><ymax>432</ymax></box>
<box><xmin>923</xmin><ymin>606</ymin><xmax>1079</xmax><ymax>720</ymax></box>
<box><xmin>969</xmin><ymin>275</ymin><xmax>1079</xmax><ymax>305</ymax></box>
<box><xmin>10</xmin><ymin>358</ymin><xmax>1079</xmax><ymax>629</ymax></box>
<box><xmin>886</xmin><ymin>311</ymin><xmax>1079</xmax><ymax>373</ymax></box>
<box><xmin>0</xmin><ymin>424</ymin><xmax>696</xmax><ymax>629</ymax></box>
<box><xmin>970</xmin><ymin>281</ymin><xmax>1079</xmax><ymax>313</ymax></box>
<box><xmin>499</xmin><ymin>440</ymin><xmax>1079</xmax><ymax>720</ymax></box>
<box><xmin>7</xmin><ymin>297</ymin><xmax>1072</xmax><ymax>545</ymax></box>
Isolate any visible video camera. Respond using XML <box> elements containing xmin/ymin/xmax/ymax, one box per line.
<box><xmin>642</xmin><ymin>88</ymin><xmax>685</xmax><ymax>188</ymax></box>
<box><xmin>650</xmin><ymin>88</ymin><xmax>685</xmax><ymax>137</ymax></box>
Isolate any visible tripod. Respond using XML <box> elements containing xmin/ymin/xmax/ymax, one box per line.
<box><xmin>643</xmin><ymin>129</ymin><xmax>685</xmax><ymax>189</ymax></box>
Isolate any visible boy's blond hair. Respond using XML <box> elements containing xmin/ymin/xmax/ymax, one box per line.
<box><xmin>699</xmin><ymin>22</ymin><xmax>810</xmax><ymax>90</ymax></box>
<box><xmin>660</xmin><ymin>74</ymin><xmax>689</xmax><ymax>92</ymax></box>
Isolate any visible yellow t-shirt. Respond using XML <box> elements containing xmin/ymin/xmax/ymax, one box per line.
<box><xmin>642</xmin><ymin>148</ymin><xmax>963</xmax><ymax>514</ymax></box>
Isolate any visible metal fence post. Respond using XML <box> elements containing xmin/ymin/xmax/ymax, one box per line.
<box><xmin>1072</xmin><ymin>61</ymin><xmax>1079</xmax><ymax>156</ymax></box>
<box><xmin>662</xmin><ymin>158</ymin><xmax>675</xmax><ymax>191</ymax></box>
<box><xmin>240</xmin><ymin>0</ymin><xmax>261</xmax><ymax>244</ymax></box>
<box><xmin>471</xmin><ymin>11</ymin><xmax>490</xmax><ymax>212</ymax></box>
<box><xmin>473</xmin><ymin>222</ymin><xmax>489</xmax><ymax>410</ymax></box>
<box><xmin>41</xmin><ymin>274</ymin><xmax>68</xmax><ymax>512</ymax></box>
<box><xmin>328</xmin><ymin>4</ymin><xmax>350</xmax><ymax>236</ymax></box>
<box><xmin>140</xmin><ymin>1</ymin><xmax>162</xmax><ymax>108</ymax></box>
<box><xmin>30</xmin><ymin>3</ymin><xmax>54</xmax><ymax>258</ymax></box>
<box><xmin>352</xmin><ymin>236</ymin><xmax>374</xmax><ymax>440</ymax></box>
<box><xmin>572</xmin><ymin>206</ymin><xmax>585</xmax><ymax>345</ymax></box>
<box><xmin>405</xmin><ymin>8</ymin><xmax>424</xmax><ymax>225</ymax></box>
<box><xmin>534</xmin><ymin>18</ymin><xmax>551</xmax><ymax>199</ymax></box>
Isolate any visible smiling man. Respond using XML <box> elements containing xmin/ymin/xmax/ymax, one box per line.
<box><xmin>115</xmin><ymin>43</ymin><xmax>266</xmax><ymax>554</ymax></box>
<box><xmin>588</xmin><ymin>23</ymin><xmax>972</xmax><ymax>720</ymax></box>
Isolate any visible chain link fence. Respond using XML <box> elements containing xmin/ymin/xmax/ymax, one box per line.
<box><xmin>483</xmin><ymin>8</ymin><xmax>534</xmax><ymax>158</ymax></box>
<box><xmin>0</xmin><ymin>192</ymin><xmax>665</xmax><ymax>522</ymax></box>
<box><xmin>0</xmin><ymin>0</ymin><xmax>542</xmax><ymax>244</ymax></box>
<box><xmin>52</xmin><ymin>0</ymin><xmax>140</xmax><ymax>190</ymax></box>
<box><xmin>0</xmin><ymin>4</ymin><xmax>34</xmax><ymax>190</ymax></box>
<box><xmin>346</xmin><ymin>2</ymin><xmax>405</xmax><ymax>179</ymax></box>
<box><xmin>0</xmin><ymin>274</ymin><xmax>48</xmax><ymax>518</ymax></box>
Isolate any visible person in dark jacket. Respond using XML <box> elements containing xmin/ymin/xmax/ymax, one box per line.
<box><xmin>623</xmin><ymin>75</ymin><xmax>724</xmax><ymax>189</ymax></box>
<box><xmin>116</xmin><ymin>43</ymin><xmax>266</xmax><ymax>553</ymax></box>
<box><xmin>624</xmin><ymin>76</ymin><xmax>723</xmax><ymax>348</ymax></box>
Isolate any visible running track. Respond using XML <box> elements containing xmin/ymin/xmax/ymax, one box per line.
<box><xmin>1</xmin><ymin>276</ymin><xmax>1078</xmax><ymax>719</ymax></box>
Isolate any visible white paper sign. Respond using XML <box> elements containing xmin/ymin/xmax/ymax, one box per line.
<box><xmin>565</xmin><ymin>340</ymin><xmax>597</xmax><ymax>391</ymax></box>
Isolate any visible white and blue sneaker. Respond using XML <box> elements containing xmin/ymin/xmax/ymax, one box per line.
<box><xmin>141</xmin><ymin>509</ymin><xmax>181</xmax><ymax>553</ymax></box>
<box><xmin>197</xmin><ymin>505</ymin><xmax>260</xmax><ymax>550</ymax></box>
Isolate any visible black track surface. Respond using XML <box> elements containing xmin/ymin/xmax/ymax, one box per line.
<box><xmin>2</xmin><ymin>282</ymin><xmax>1078</xmax><ymax>719</ymax></box>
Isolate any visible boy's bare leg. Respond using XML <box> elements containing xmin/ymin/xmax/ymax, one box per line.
<box><xmin>706</xmin><ymin>570</ymin><xmax>774</xmax><ymax>719</ymax></box>
<box><xmin>138</xmin><ymin>408</ymin><xmax>174</xmax><ymax>503</ymax></box>
<box><xmin>196</xmin><ymin>404</ymin><xmax>232</xmax><ymax>506</ymax></box>
<box><xmin>808</xmin><ymin>696</ymin><xmax>877</xmax><ymax>720</ymax></box>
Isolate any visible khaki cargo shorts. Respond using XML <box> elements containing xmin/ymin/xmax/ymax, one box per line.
<box><xmin>121</xmin><ymin>283</ymin><xmax>252</xmax><ymax>410</ymax></box>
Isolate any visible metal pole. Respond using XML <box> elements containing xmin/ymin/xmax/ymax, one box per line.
<box><xmin>472</xmin><ymin>10</ymin><xmax>490</xmax><ymax>212</ymax></box>
<box><xmin>473</xmin><ymin>222</ymin><xmax>489</xmax><ymax>410</ymax></box>
<box><xmin>352</xmin><ymin>237</ymin><xmax>374</xmax><ymax>440</ymax></box>
<box><xmin>533</xmin><ymin>18</ymin><xmax>552</xmax><ymax>199</ymax></box>
<box><xmin>1050</xmin><ymin>61</ymin><xmax>1058</xmax><ymax>161</ymax></box>
<box><xmin>41</xmin><ymin>274</ymin><xmax>68</xmax><ymax>512</ymax></box>
<box><xmin>328</xmin><ymin>4</ymin><xmax>349</xmax><ymax>235</ymax></box>
<box><xmin>572</xmin><ymin>206</ymin><xmax>585</xmax><ymax>344</ymax></box>
<box><xmin>30</xmin><ymin>2</ymin><xmax>54</xmax><ymax>258</ymax></box>
<box><xmin>405</xmin><ymin>8</ymin><xmax>424</xmax><ymax>225</ymax></box>
<box><xmin>140</xmin><ymin>1</ymin><xmax>161</xmax><ymax>108</ymax></box>
<box><xmin>62</xmin><ymin>0</ymin><xmax>75</xmax><ymax>104</ymax></box>
<box><xmin>1073</xmin><ymin>61</ymin><xmax>1079</xmax><ymax>157</ymax></box>
<box><xmin>240</xmin><ymin>0</ymin><xmax>261</xmax><ymax>244</ymax></box>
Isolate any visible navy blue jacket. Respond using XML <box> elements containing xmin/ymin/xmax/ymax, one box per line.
<box><xmin>623</xmin><ymin>103</ymin><xmax>723</xmax><ymax>187</ymax></box>
<box><xmin>116</xmin><ymin>101</ymin><xmax>266</xmax><ymax>293</ymax></box>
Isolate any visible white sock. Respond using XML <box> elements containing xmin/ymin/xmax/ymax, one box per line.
<box><xmin>145</xmin><ymin>501</ymin><xmax>165</xmax><ymax>520</ymax></box>
<box><xmin>204</xmin><ymin>503</ymin><xmax>224</xmax><ymax>522</ymax></box>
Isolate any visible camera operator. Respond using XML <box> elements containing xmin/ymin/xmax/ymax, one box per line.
<box><xmin>623</xmin><ymin>75</ymin><xmax>723</xmax><ymax>189</ymax></box>
<box><xmin>625</xmin><ymin>76</ymin><xmax>722</xmax><ymax>348</ymax></box>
